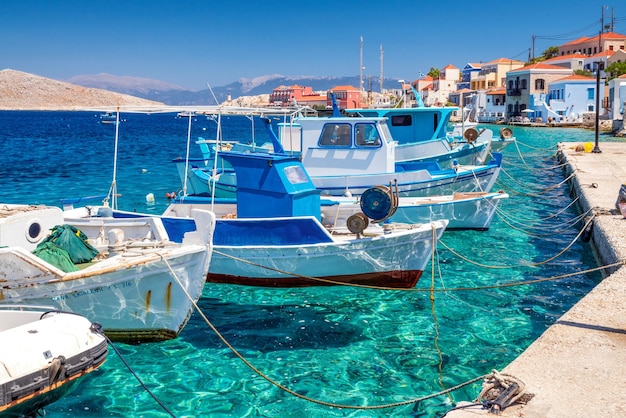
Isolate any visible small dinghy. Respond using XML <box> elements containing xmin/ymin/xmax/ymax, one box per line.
<box><xmin>0</xmin><ymin>305</ymin><xmax>108</xmax><ymax>417</ymax></box>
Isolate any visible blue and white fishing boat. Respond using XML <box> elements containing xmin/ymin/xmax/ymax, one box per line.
<box><xmin>168</xmin><ymin>189</ymin><xmax>507</xmax><ymax>232</ymax></box>
<box><xmin>166</xmin><ymin>151</ymin><xmax>449</xmax><ymax>288</ymax></box>
<box><xmin>341</xmin><ymin>105</ymin><xmax>493</xmax><ymax>166</ymax></box>
<box><xmin>175</xmin><ymin>112</ymin><xmax>503</xmax><ymax>199</ymax></box>
<box><xmin>1</xmin><ymin>203</ymin><xmax>215</xmax><ymax>343</ymax></box>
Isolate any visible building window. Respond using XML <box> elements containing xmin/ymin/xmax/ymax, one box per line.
<box><xmin>521</xmin><ymin>79</ymin><xmax>527</xmax><ymax>89</ymax></box>
<box><xmin>535</xmin><ymin>79</ymin><xmax>545</xmax><ymax>90</ymax></box>
<box><xmin>587</xmin><ymin>88</ymin><xmax>594</xmax><ymax>100</ymax></box>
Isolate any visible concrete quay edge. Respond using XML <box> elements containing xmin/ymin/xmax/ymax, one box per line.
<box><xmin>445</xmin><ymin>141</ymin><xmax>626</xmax><ymax>417</ymax></box>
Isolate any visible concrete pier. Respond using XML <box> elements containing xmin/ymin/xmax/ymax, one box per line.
<box><xmin>446</xmin><ymin>141</ymin><xmax>626</xmax><ymax>417</ymax></box>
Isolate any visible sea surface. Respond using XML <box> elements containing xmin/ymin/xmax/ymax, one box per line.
<box><xmin>0</xmin><ymin>111</ymin><xmax>620</xmax><ymax>417</ymax></box>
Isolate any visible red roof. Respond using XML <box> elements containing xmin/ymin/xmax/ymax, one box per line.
<box><xmin>553</xmin><ymin>74</ymin><xmax>595</xmax><ymax>82</ymax></box>
<box><xmin>544</xmin><ymin>53</ymin><xmax>587</xmax><ymax>62</ymax></box>
<box><xmin>486</xmin><ymin>88</ymin><xmax>506</xmax><ymax>95</ymax></box>
<box><xmin>330</xmin><ymin>85</ymin><xmax>359</xmax><ymax>91</ymax></box>
<box><xmin>562</xmin><ymin>31</ymin><xmax>626</xmax><ymax>47</ymax></box>
<box><xmin>511</xmin><ymin>62</ymin><xmax>572</xmax><ymax>72</ymax></box>
<box><xmin>485</xmin><ymin>57</ymin><xmax>524</xmax><ymax>65</ymax></box>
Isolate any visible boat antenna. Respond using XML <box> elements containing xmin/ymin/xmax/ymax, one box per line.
<box><xmin>206</xmin><ymin>82</ymin><xmax>220</xmax><ymax>105</ymax></box>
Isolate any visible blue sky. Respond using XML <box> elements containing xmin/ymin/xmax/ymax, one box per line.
<box><xmin>1</xmin><ymin>1</ymin><xmax>624</xmax><ymax>91</ymax></box>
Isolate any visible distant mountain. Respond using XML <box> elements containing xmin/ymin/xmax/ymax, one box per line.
<box><xmin>67</xmin><ymin>73</ymin><xmax>401</xmax><ymax>106</ymax></box>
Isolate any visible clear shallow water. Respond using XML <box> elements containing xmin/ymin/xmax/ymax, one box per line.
<box><xmin>0</xmin><ymin>111</ymin><xmax>618</xmax><ymax>417</ymax></box>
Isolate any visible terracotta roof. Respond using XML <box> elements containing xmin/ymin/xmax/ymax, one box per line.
<box><xmin>553</xmin><ymin>74</ymin><xmax>595</xmax><ymax>82</ymax></box>
<box><xmin>562</xmin><ymin>31</ymin><xmax>626</xmax><ymax>47</ymax></box>
<box><xmin>510</xmin><ymin>62</ymin><xmax>573</xmax><ymax>72</ymax></box>
<box><xmin>588</xmin><ymin>50</ymin><xmax>615</xmax><ymax>59</ymax></box>
<box><xmin>486</xmin><ymin>88</ymin><xmax>506</xmax><ymax>95</ymax></box>
<box><xmin>330</xmin><ymin>85</ymin><xmax>359</xmax><ymax>91</ymax></box>
<box><xmin>486</xmin><ymin>57</ymin><xmax>524</xmax><ymax>65</ymax></box>
<box><xmin>443</xmin><ymin>64</ymin><xmax>458</xmax><ymax>70</ymax></box>
<box><xmin>544</xmin><ymin>53</ymin><xmax>588</xmax><ymax>62</ymax></box>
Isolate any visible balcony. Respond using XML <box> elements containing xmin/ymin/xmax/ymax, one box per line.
<box><xmin>507</xmin><ymin>88</ymin><xmax>522</xmax><ymax>96</ymax></box>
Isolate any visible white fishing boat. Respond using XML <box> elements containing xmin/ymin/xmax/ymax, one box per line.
<box><xmin>0</xmin><ymin>305</ymin><xmax>108</xmax><ymax>417</ymax></box>
<box><xmin>0</xmin><ymin>203</ymin><xmax>215</xmax><ymax>343</ymax></box>
<box><xmin>175</xmin><ymin>111</ymin><xmax>503</xmax><ymax>198</ymax></box>
<box><xmin>167</xmin><ymin>189</ymin><xmax>507</xmax><ymax>232</ymax></box>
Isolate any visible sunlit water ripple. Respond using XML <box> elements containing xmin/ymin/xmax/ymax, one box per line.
<box><xmin>0</xmin><ymin>111</ymin><xmax>619</xmax><ymax>417</ymax></box>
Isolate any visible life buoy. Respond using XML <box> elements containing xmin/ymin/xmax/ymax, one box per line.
<box><xmin>464</xmin><ymin>128</ymin><xmax>479</xmax><ymax>143</ymax></box>
<box><xmin>499</xmin><ymin>127</ymin><xmax>513</xmax><ymax>139</ymax></box>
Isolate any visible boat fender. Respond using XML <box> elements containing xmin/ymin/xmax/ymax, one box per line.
<box><xmin>500</xmin><ymin>127</ymin><xmax>513</xmax><ymax>139</ymax></box>
<box><xmin>49</xmin><ymin>356</ymin><xmax>66</xmax><ymax>385</ymax></box>
<box><xmin>165</xmin><ymin>192</ymin><xmax>177</xmax><ymax>199</ymax></box>
<box><xmin>464</xmin><ymin>127</ymin><xmax>479</xmax><ymax>143</ymax></box>
<box><xmin>581</xmin><ymin>218</ymin><xmax>594</xmax><ymax>243</ymax></box>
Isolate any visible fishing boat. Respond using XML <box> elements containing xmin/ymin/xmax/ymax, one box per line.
<box><xmin>164</xmin><ymin>150</ymin><xmax>448</xmax><ymax>288</ymax></box>
<box><xmin>0</xmin><ymin>203</ymin><xmax>215</xmax><ymax>343</ymax></box>
<box><xmin>175</xmin><ymin>112</ymin><xmax>503</xmax><ymax>198</ymax></box>
<box><xmin>99</xmin><ymin>112</ymin><xmax>117</xmax><ymax>124</ymax></box>
<box><xmin>166</xmin><ymin>189</ymin><xmax>507</xmax><ymax>232</ymax></box>
<box><xmin>0</xmin><ymin>305</ymin><xmax>108</xmax><ymax>417</ymax></box>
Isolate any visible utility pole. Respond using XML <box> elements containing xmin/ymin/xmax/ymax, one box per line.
<box><xmin>359</xmin><ymin>36</ymin><xmax>364</xmax><ymax>92</ymax></box>
<box><xmin>379</xmin><ymin>44</ymin><xmax>384</xmax><ymax>92</ymax></box>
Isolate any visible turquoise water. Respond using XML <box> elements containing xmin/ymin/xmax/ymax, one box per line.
<box><xmin>0</xmin><ymin>112</ymin><xmax>619</xmax><ymax>417</ymax></box>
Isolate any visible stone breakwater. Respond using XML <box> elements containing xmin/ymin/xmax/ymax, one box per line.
<box><xmin>446</xmin><ymin>142</ymin><xmax>626</xmax><ymax>418</ymax></box>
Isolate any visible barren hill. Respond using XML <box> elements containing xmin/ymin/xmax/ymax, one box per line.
<box><xmin>0</xmin><ymin>69</ymin><xmax>165</xmax><ymax>110</ymax></box>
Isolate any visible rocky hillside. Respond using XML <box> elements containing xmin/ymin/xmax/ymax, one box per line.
<box><xmin>0</xmin><ymin>69</ymin><xmax>165</xmax><ymax>110</ymax></box>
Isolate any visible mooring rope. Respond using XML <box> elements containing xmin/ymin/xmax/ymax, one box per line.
<box><xmin>91</xmin><ymin>323</ymin><xmax>176</xmax><ymax>418</ymax></box>
<box><xmin>496</xmin><ymin>168</ymin><xmax>576</xmax><ymax>198</ymax></box>
<box><xmin>162</xmin><ymin>254</ymin><xmax>489</xmax><ymax>410</ymax></box>
<box><xmin>439</xmin><ymin>214</ymin><xmax>595</xmax><ymax>269</ymax></box>
<box><xmin>492</xmin><ymin>202</ymin><xmax>592</xmax><ymax>238</ymax></box>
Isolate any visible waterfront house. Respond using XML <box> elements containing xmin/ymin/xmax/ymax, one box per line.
<box><xmin>505</xmin><ymin>63</ymin><xmax>573</xmax><ymax>121</ymax></box>
<box><xmin>425</xmin><ymin>64</ymin><xmax>459</xmax><ymax>106</ymax></box>
<box><xmin>269</xmin><ymin>85</ymin><xmax>326</xmax><ymax>108</ymax></box>
<box><xmin>470</xmin><ymin>58</ymin><xmax>525</xmax><ymax>91</ymax></box>
<box><xmin>558</xmin><ymin>32</ymin><xmax>626</xmax><ymax>57</ymax></box>
<box><xmin>607</xmin><ymin>74</ymin><xmax>626</xmax><ymax>121</ymax></box>
<box><xmin>477</xmin><ymin>88</ymin><xmax>507</xmax><ymax>123</ymax></box>
<box><xmin>327</xmin><ymin>85</ymin><xmax>362</xmax><ymax>109</ymax></box>
<box><xmin>542</xmin><ymin>74</ymin><xmax>598</xmax><ymax>123</ymax></box>
<box><xmin>458</xmin><ymin>63</ymin><xmax>482</xmax><ymax>90</ymax></box>
<box><xmin>543</xmin><ymin>53</ymin><xmax>588</xmax><ymax>72</ymax></box>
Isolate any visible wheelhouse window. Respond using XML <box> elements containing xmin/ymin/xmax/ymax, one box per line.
<box><xmin>319</xmin><ymin>123</ymin><xmax>352</xmax><ymax>146</ymax></box>
<box><xmin>355</xmin><ymin>123</ymin><xmax>381</xmax><ymax>146</ymax></box>
<box><xmin>390</xmin><ymin>115</ymin><xmax>412</xmax><ymax>126</ymax></box>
